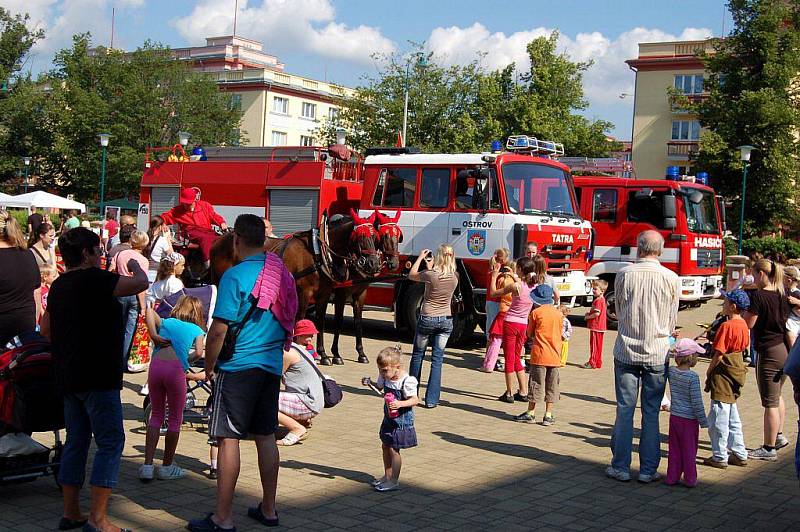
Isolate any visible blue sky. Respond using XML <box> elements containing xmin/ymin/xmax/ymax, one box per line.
<box><xmin>4</xmin><ymin>0</ymin><xmax>733</xmax><ymax>140</ymax></box>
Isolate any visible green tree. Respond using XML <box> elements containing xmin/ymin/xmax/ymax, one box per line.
<box><xmin>690</xmin><ymin>0</ymin><xmax>800</xmax><ymax>235</ymax></box>
<box><xmin>0</xmin><ymin>34</ymin><xmax>244</xmax><ymax>201</ymax></box>
<box><xmin>0</xmin><ymin>8</ymin><xmax>42</xmax><ymax>84</ymax></box>
<box><xmin>317</xmin><ymin>33</ymin><xmax>617</xmax><ymax>156</ymax></box>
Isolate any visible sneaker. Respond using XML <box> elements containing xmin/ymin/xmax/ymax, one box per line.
<box><xmin>139</xmin><ymin>464</ymin><xmax>154</xmax><ymax>482</ymax></box>
<box><xmin>775</xmin><ymin>433</ymin><xmax>790</xmax><ymax>450</ymax></box>
<box><xmin>702</xmin><ymin>456</ymin><xmax>727</xmax><ymax>469</ymax></box>
<box><xmin>514</xmin><ymin>412</ymin><xmax>536</xmax><ymax>423</ymax></box>
<box><xmin>582</xmin><ymin>362</ymin><xmax>593</xmax><ymax>369</ymax></box>
<box><xmin>498</xmin><ymin>392</ymin><xmax>514</xmax><ymax>403</ymax></box>
<box><xmin>495</xmin><ymin>361</ymin><xmax>504</xmax><ymax>371</ymax></box>
<box><xmin>374</xmin><ymin>481</ymin><xmax>400</xmax><ymax>492</ymax></box>
<box><xmin>638</xmin><ymin>471</ymin><xmax>662</xmax><ymax>484</ymax></box>
<box><xmin>513</xmin><ymin>392</ymin><xmax>528</xmax><ymax>402</ymax></box>
<box><xmin>748</xmin><ymin>446</ymin><xmax>777</xmax><ymax>461</ymax></box>
<box><xmin>208</xmin><ymin>468</ymin><xmax>218</xmax><ymax>480</ymax></box>
<box><xmin>605</xmin><ymin>466</ymin><xmax>631</xmax><ymax>482</ymax></box>
<box><xmin>728</xmin><ymin>454</ymin><xmax>748</xmax><ymax>467</ymax></box>
<box><xmin>541</xmin><ymin>414</ymin><xmax>555</xmax><ymax>426</ymax></box>
<box><xmin>157</xmin><ymin>463</ymin><xmax>186</xmax><ymax>480</ymax></box>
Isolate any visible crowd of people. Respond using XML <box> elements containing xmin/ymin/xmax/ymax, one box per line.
<box><xmin>2</xmin><ymin>204</ymin><xmax>800</xmax><ymax>530</ymax></box>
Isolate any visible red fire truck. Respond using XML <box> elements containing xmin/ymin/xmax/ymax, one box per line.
<box><xmin>138</xmin><ymin>137</ymin><xmax>594</xmax><ymax>343</ymax></box>
<box><xmin>571</xmin><ymin>172</ymin><xmax>725</xmax><ymax>319</ymax></box>
<box><xmin>356</xmin><ymin>136</ymin><xmax>594</xmax><ymax>341</ymax></box>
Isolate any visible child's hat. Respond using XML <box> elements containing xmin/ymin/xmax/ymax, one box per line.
<box><xmin>720</xmin><ymin>289</ymin><xmax>750</xmax><ymax>310</ymax></box>
<box><xmin>784</xmin><ymin>266</ymin><xmax>800</xmax><ymax>281</ymax></box>
<box><xmin>530</xmin><ymin>284</ymin><xmax>554</xmax><ymax>306</ymax></box>
<box><xmin>671</xmin><ymin>338</ymin><xmax>706</xmax><ymax>358</ymax></box>
<box><xmin>293</xmin><ymin>319</ymin><xmax>319</xmax><ymax>336</ymax></box>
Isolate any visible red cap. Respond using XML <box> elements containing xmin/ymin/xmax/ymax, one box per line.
<box><xmin>293</xmin><ymin>319</ymin><xmax>318</xmax><ymax>337</ymax></box>
<box><xmin>179</xmin><ymin>187</ymin><xmax>198</xmax><ymax>205</ymax></box>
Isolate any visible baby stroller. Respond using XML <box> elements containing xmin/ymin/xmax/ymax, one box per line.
<box><xmin>0</xmin><ymin>334</ymin><xmax>64</xmax><ymax>487</ymax></box>
<box><xmin>141</xmin><ymin>286</ymin><xmax>217</xmax><ymax>431</ymax></box>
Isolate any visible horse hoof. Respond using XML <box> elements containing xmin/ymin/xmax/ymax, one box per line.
<box><xmin>333</xmin><ymin>357</ymin><xmax>345</xmax><ymax>365</ymax></box>
<box><xmin>320</xmin><ymin>357</ymin><xmax>333</xmax><ymax>366</ymax></box>
<box><xmin>358</xmin><ymin>355</ymin><xmax>370</xmax><ymax>364</ymax></box>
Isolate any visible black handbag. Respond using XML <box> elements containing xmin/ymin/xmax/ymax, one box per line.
<box><xmin>450</xmin><ymin>272</ymin><xmax>464</xmax><ymax>315</ymax></box>
<box><xmin>218</xmin><ymin>297</ymin><xmax>259</xmax><ymax>362</ymax></box>
<box><xmin>294</xmin><ymin>346</ymin><xmax>343</xmax><ymax>408</ymax></box>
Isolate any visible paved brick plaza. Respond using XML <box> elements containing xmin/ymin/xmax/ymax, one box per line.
<box><xmin>2</xmin><ymin>304</ymin><xmax>798</xmax><ymax>531</ymax></box>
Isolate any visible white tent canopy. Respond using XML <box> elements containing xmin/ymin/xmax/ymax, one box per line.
<box><xmin>0</xmin><ymin>190</ymin><xmax>86</xmax><ymax>213</ymax></box>
<box><xmin>0</xmin><ymin>192</ymin><xmax>12</xmax><ymax>202</ymax></box>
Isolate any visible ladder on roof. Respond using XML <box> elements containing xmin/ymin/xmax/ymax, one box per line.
<box><xmin>559</xmin><ymin>157</ymin><xmax>633</xmax><ymax>176</ymax></box>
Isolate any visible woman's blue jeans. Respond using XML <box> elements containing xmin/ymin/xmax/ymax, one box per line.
<box><xmin>59</xmin><ymin>390</ymin><xmax>125</xmax><ymax>489</ymax></box>
<box><xmin>409</xmin><ymin>315</ymin><xmax>453</xmax><ymax>407</ymax></box>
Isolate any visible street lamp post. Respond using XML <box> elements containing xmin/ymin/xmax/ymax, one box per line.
<box><xmin>98</xmin><ymin>133</ymin><xmax>110</xmax><ymax>218</ymax></box>
<box><xmin>23</xmin><ymin>157</ymin><xmax>31</xmax><ymax>193</ymax></box>
<box><xmin>402</xmin><ymin>55</ymin><xmax>428</xmax><ymax>148</ymax></box>
<box><xmin>736</xmin><ymin>145</ymin><xmax>755</xmax><ymax>255</ymax></box>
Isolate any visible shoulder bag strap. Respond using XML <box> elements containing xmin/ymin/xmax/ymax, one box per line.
<box><xmin>292</xmin><ymin>345</ymin><xmax>326</xmax><ymax>382</ymax></box>
<box><xmin>31</xmin><ymin>246</ymin><xmax>47</xmax><ymax>263</ymax></box>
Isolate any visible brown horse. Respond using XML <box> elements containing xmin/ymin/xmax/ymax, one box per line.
<box><xmin>209</xmin><ymin>210</ymin><xmax>387</xmax><ymax>365</ymax></box>
<box><xmin>328</xmin><ymin>210</ymin><xmax>403</xmax><ymax>364</ymax></box>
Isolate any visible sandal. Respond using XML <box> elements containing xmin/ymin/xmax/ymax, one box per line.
<box><xmin>276</xmin><ymin>430</ymin><xmax>306</xmax><ymax>446</ymax></box>
<box><xmin>247</xmin><ymin>503</ymin><xmax>279</xmax><ymax>527</ymax></box>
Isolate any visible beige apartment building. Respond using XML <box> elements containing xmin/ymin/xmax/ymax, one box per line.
<box><xmin>172</xmin><ymin>36</ymin><xmax>354</xmax><ymax>147</ymax></box>
<box><xmin>626</xmin><ymin>40</ymin><xmax>714</xmax><ymax>179</ymax></box>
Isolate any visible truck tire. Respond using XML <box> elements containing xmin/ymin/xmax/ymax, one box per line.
<box><xmin>401</xmin><ymin>282</ymin><xmax>475</xmax><ymax>345</ymax></box>
<box><xmin>599</xmin><ymin>275</ymin><xmax>618</xmax><ymax>329</ymax></box>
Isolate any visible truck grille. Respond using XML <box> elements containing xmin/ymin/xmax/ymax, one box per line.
<box><xmin>697</xmin><ymin>248</ymin><xmax>722</xmax><ymax>269</ymax></box>
<box><xmin>545</xmin><ymin>244</ymin><xmax>581</xmax><ymax>273</ymax></box>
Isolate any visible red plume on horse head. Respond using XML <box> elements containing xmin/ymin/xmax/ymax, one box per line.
<box><xmin>374</xmin><ymin>209</ymin><xmax>401</xmax><ymax>225</ymax></box>
<box><xmin>349</xmin><ymin>208</ymin><xmax>376</xmax><ymax>238</ymax></box>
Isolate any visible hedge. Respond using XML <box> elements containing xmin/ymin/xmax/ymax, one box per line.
<box><xmin>6</xmin><ymin>210</ymin><xmax>63</xmax><ymax>234</ymax></box>
<box><xmin>738</xmin><ymin>237</ymin><xmax>800</xmax><ymax>260</ymax></box>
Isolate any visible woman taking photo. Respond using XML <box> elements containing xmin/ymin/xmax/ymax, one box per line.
<box><xmin>0</xmin><ymin>210</ymin><xmax>41</xmax><ymax>346</ymax></box>
<box><xmin>29</xmin><ymin>222</ymin><xmax>58</xmax><ymax>270</ymax></box>
<box><xmin>408</xmin><ymin>244</ymin><xmax>459</xmax><ymax>409</ymax></box>
<box><xmin>744</xmin><ymin>258</ymin><xmax>791</xmax><ymax>460</ymax></box>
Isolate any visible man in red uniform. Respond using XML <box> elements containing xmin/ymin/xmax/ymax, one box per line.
<box><xmin>160</xmin><ymin>187</ymin><xmax>227</xmax><ymax>265</ymax></box>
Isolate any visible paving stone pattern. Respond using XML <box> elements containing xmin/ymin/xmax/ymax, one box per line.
<box><xmin>2</xmin><ymin>304</ymin><xmax>798</xmax><ymax>531</ymax></box>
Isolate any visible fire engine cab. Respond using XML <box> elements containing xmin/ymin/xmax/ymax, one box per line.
<box><xmin>571</xmin><ymin>169</ymin><xmax>725</xmax><ymax>319</ymax></box>
<box><xmin>358</xmin><ymin>136</ymin><xmax>594</xmax><ymax>341</ymax></box>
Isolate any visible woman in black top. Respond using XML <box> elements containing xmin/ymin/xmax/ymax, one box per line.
<box><xmin>0</xmin><ymin>210</ymin><xmax>41</xmax><ymax>346</ymax></box>
<box><xmin>744</xmin><ymin>258</ymin><xmax>791</xmax><ymax>460</ymax></box>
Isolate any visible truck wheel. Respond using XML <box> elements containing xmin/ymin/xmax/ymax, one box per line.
<box><xmin>605</xmin><ymin>289</ymin><xmax>618</xmax><ymax>330</ymax></box>
<box><xmin>448</xmin><ymin>313</ymin><xmax>476</xmax><ymax>346</ymax></box>
<box><xmin>401</xmin><ymin>283</ymin><xmax>425</xmax><ymax>337</ymax></box>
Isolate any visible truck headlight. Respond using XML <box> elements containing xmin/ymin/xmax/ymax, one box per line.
<box><xmin>681</xmin><ymin>279</ymin><xmax>696</xmax><ymax>287</ymax></box>
<box><xmin>585</xmin><ymin>280</ymin><xmax>592</xmax><ymax>293</ymax></box>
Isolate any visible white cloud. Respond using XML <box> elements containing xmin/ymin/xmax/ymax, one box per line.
<box><xmin>172</xmin><ymin>0</ymin><xmax>396</xmax><ymax>65</ymax></box>
<box><xmin>425</xmin><ymin>24</ymin><xmax>713</xmax><ymax>135</ymax></box>
<box><xmin>1</xmin><ymin>0</ymin><xmax>145</xmax><ymax>60</ymax></box>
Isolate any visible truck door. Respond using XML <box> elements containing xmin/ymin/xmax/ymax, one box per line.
<box><xmin>413</xmin><ymin>168</ymin><xmax>450</xmax><ymax>254</ymax></box>
<box><xmin>448</xmin><ymin>168</ymin><xmax>503</xmax><ymax>262</ymax></box>
<box><xmin>589</xmin><ymin>188</ymin><xmax>621</xmax><ymax>261</ymax></box>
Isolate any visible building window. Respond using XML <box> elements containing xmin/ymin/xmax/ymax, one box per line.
<box><xmin>328</xmin><ymin>107</ymin><xmax>339</xmax><ymax>121</ymax></box>
<box><xmin>229</xmin><ymin>94</ymin><xmax>242</xmax><ymax>111</ymax></box>
<box><xmin>592</xmin><ymin>189</ymin><xmax>617</xmax><ymax>223</ymax></box>
<box><xmin>671</xmin><ymin>120</ymin><xmax>701</xmax><ymax>141</ymax></box>
<box><xmin>300</xmin><ymin>135</ymin><xmax>314</xmax><ymax>147</ymax></box>
<box><xmin>674</xmin><ymin>74</ymin><xmax>704</xmax><ymax>95</ymax></box>
<box><xmin>271</xmin><ymin>130</ymin><xmax>287</xmax><ymax>146</ymax></box>
<box><xmin>301</xmin><ymin>102</ymin><xmax>316</xmax><ymax>119</ymax></box>
<box><xmin>273</xmin><ymin>96</ymin><xmax>288</xmax><ymax>114</ymax></box>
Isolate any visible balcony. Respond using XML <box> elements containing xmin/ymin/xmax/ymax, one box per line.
<box><xmin>667</xmin><ymin>141</ymin><xmax>699</xmax><ymax>160</ymax></box>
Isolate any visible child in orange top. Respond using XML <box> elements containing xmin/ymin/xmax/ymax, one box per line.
<box><xmin>583</xmin><ymin>279</ymin><xmax>608</xmax><ymax>369</ymax></box>
<box><xmin>481</xmin><ymin>256</ymin><xmax>514</xmax><ymax>373</ymax></box>
<box><xmin>514</xmin><ymin>284</ymin><xmax>563</xmax><ymax>425</ymax></box>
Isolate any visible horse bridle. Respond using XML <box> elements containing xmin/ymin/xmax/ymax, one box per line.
<box><xmin>376</xmin><ymin>221</ymin><xmax>402</xmax><ymax>266</ymax></box>
<box><xmin>349</xmin><ymin>221</ymin><xmax>381</xmax><ymax>275</ymax></box>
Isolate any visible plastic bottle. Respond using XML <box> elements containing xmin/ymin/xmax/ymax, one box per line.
<box><xmin>384</xmin><ymin>392</ymin><xmax>399</xmax><ymax>418</ymax></box>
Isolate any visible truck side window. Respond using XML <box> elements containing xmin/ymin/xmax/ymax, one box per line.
<box><xmin>372</xmin><ymin>167</ymin><xmax>416</xmax><ymax>207</ymax></box>
<box><xmin>419</xmin><ymin>168</ymin><xmax>450</xmax><ymax>208</ymax></box>
<box><xmin>592</xmin><ymin>189</ymin><xmax>617</xmax><ymax>223</ymax></box>
<box><xmin>627</xmin><ymin>190</ymin><xmax>667</xmax><ymax>229</ymax></box>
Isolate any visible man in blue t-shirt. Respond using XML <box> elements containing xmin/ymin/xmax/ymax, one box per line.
<box><xmin>189</xmin><ymin>214</ymin><xmax>288</xmax><ymax>531</ymax></box>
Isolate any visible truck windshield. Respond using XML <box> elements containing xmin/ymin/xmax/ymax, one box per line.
<box><xmin>501</xmin><ymin>162</ymin><xmax>576</xmax><ymax>216</ymax></box>
<box><xmin>683</xmin><ymin>188</ymin><xmax>719</xmax><ymax>234</ymax></box>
